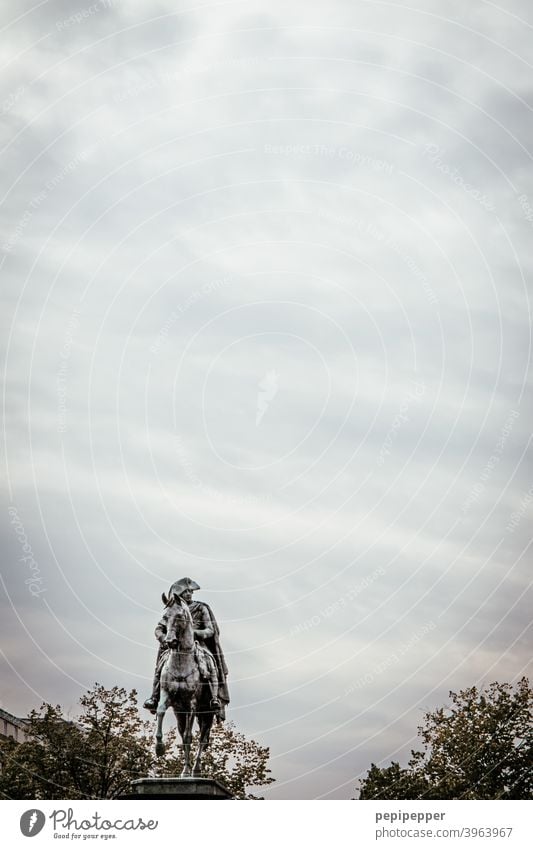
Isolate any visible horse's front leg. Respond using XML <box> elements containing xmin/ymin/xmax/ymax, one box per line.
<box><xmin>155</xmin><ymin>689</ymin><xmax>170</xmax><ymax>757</ymax></box>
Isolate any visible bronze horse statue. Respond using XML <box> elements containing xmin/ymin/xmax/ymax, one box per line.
<box><xmin>155</xmin><ymin>593</ymin><xmax>216</xmax><ymax>777</ymax></box>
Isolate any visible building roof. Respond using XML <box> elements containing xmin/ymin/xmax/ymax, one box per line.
<box><xmin>0</xmin><ymin>707</ymin><xmax>29</xmax><ymax>730</ymax></box>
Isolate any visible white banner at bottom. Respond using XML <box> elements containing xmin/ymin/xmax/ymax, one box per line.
<box><xmin>1</xmin><ymin>799</ymin><xmax>530</xmax><ymax>848</ymax></box>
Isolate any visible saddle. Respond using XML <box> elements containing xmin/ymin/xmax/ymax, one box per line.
<box><xmin>194</xmin><ymin>642</ymin><xmax>211</xmax><ymax>680</ymax></box>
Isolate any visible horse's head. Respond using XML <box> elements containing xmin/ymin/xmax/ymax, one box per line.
<box><xmin>165</xmin><ymin>594</ymin><xmax>193</xmax><ymax>649</ymax></box>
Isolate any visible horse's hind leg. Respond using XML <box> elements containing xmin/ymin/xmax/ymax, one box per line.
<box><xmin>193</xmin><ymin>686</ymin><xmax>214</xmax><ymax>777</ymax></box>
<box><xmin>193</xmin><ymin>711</ymin><xmax>213</xmax><ymax>778</ymax></box>
<box><xmin>175</xmin><ymin>709</ymin><xmax>193</xmax><ymax>778</ymax></box>
<box><xmin>155</xmin><ymin>689</ymin><xmax>170</xmax><ymax>757</ymax></box>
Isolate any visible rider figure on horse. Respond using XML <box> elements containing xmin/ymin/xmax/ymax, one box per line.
<box><xmin>143</xmin><ymin>577</ymin><xmax>229</xmax><ymax>720</ymax></box>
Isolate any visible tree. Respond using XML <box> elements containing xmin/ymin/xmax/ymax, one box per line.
<box><xmin>0</xmin><ymin>685</ymin><xmax>160</xmax><ymax>800</ymax></box>
<box><xmin>163</xmin><ymin>721</ymin><xmax>275</xmax><ymax>799</ymax></box>
<box><xmin>0</xmin><ymin>683</ymin><xmax>274</xmax><ymax>800</ymax></box>
<box><xmin>357</xmin><ymin>678</ymin><xmax>532</xmax><ymax>800</ymax></box>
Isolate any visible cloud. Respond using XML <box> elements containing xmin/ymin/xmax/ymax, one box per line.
<box><xmin>1</xmin><ymin>0</ymin><xmax>532</xmax><ymax>799</ymax></box>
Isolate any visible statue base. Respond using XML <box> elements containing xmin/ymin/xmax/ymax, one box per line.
<box><xmin>124</xmin><ymin>777</ymin><xmax>233</xmax><ymax>800</ymax></box>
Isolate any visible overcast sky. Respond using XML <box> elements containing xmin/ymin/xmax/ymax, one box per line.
<box><xmin>1</xmin><ymin>0</ymin><xmax>532</xmax><ymax>799</ymax></box>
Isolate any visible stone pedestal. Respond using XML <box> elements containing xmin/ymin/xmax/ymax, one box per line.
<box><xmin>124</xmin><ymin>777</ymin><xmax>233</xmax><ymax>800</ymax></box>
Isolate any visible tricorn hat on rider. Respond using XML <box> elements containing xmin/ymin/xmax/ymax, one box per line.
<box><xmin>164</xmin><ymin>577</ymin><xmax>200</xmax><ymax>605</ymax></box>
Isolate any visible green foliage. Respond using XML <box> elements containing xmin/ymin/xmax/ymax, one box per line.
<box><xmin>0</xmin><ymin>686</ymin><xmax>159</xmax><ymax>800</ymax></box>
<box><xmin>76</xmin><ymin>684</ymin><xmax>161</xmax><ymax>798</ymax></box>
<box><xmin>163</xmin><ymin>721</ymin><xmax>275</xmax><ymax>799</ymax></box>
<box><xmin>358</xmin><ymin>678</ymin><xmax>532</xmax><ymax>800</ymax></box>
<box><xmin>0</xmin><ymin>684</ymin><xmax>274</xmax><ymax>800</ymax></box>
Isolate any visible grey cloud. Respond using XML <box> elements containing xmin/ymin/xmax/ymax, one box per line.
<box><xmin>1</xmin><ymin>0</ymin><xmax>532</xmax><ymax>799</ymax></box>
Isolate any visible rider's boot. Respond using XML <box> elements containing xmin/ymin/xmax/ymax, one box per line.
<box><xmin>209</xmin><ymin>674</ymin><xmax>221</xmax><ymax>711</ymax></box>
<box><xmin>202</xmin><ymin>652</ymin><xmax>221</xmax><ymax>712</ymax></box>
<box><xmin>144</xmin><ymin>646</ymin><xmax>166</xmax><ymax>713</ymax></box>
<box><xmin>143</xmin><ymin>673</ymin><xmax>161</xmax><ymax>713</ymax></box>
<box><xmin>143</xmin><ymin>695</ymin><xmax>158</xmax><ymax>713</ymax></box>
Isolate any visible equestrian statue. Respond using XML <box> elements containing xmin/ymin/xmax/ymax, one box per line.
<box><xmin>143</xmin><ymin>577</ymin><xmax>229</xmax><ymax>777</ymax></box>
